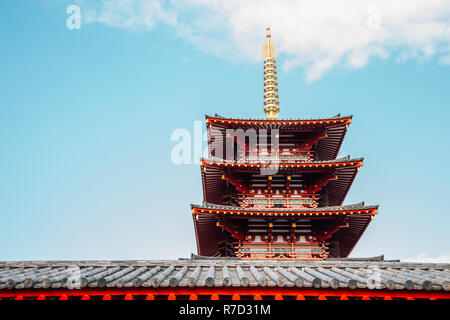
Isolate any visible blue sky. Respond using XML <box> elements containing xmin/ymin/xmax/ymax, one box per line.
<box><xmin>0</xmin><ymin>1</ymin><xmax>449</xmax><ymax>262</ymax></box>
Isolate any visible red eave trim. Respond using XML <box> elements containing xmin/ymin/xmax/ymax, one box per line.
<box><xmin>192</xmin><ymin>207</ymin><xmax>378</xmax><ymax>217</ymax></box>
<box><xmin>1</xmin><ymin>287</ymin><xmax>448</xmax><ymax>300</ymax></box>
<box><xmin>201</xmin><ymin>160</ymin><xmax>364</xmax><ymax>169</ymax></box>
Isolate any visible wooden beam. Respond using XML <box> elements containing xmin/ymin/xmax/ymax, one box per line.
<box><xmin>315</xmin><ymin>219</ymin><xmax>347</xmax><ymax>241</ymax></box>
<box><xmin>267</xmin><ymin>222</ymin><xmax>273</xmax><ymax>242</ymax></box>
<box><xmin>267</xmin><ymin>176</ymin><xmax>272</xmax><ymax>192</ymax></box>
<box><xmin>306</xmin><ymin>173</ymin><xmax>338</xmax><ymax>193</ymax></box>
<box><xmin>220</xmin><ymin>218</ymin><xmax>246</xmax><ymax>241</ymax></box>
<box><xmin>295</xmin><ymin>132</ymin><xmax>327</xmax><ymax>151</ymax></box>
<box><xmin>222</xmin><ymin>172</ymin><xmax>248</xmax><ymax>193</ymax></box>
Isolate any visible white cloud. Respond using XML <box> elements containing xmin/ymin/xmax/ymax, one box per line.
<box><xmin>403</xmin><ymin>252</ymin><xmax>450</xmax><ymax>263</ymax></box>
<box><xmin>439</xmin><ymin>53</ymin><xmax>450</xmax><ymax>65</ymax></box>
<box><xmin>78</xmin><ymin>0</ymin><xmax>450</xmax><ymax>82</ymax></box>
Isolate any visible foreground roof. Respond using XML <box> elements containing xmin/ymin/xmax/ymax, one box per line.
<box><xmin>1</xmin><ymin>258</ymin><xmax>448</xmax><ymax>292</ymax></box>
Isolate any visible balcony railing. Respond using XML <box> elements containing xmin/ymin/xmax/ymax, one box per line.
<box><xmin>240</xmin><ymin>150</ymin><xmax>314</xmax><ymax>163</ymax></box>
<box><xmin>239</xmin><ymin>194</ymin><xmax>319</xmax><ymax>209</ymax></box>
<box><xmin>234</xmin><ymin>241</ymin><xmax>328</xmax><ymax>260</ymax></box>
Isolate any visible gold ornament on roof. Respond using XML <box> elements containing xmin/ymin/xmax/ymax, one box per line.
<box><xmin>262</xmin><ymin>27</ymin><xmax>279</xmax><ymax>120</ymax></box>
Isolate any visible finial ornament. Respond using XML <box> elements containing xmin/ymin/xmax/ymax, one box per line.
<box><xmin>262</xmin><ymin>27</ymin><xmax>279</xmax><ymax>120</ymax></box>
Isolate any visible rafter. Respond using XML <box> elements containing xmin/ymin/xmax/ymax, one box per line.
<box><xmin>305</xmin><ymin>173</ymin><xmax>338</xmax><ymax>193</ymax></box>
<box><xmin>221</xmin><ymin>172</ymin><xmax>248</xmax><ymax>193</ymax></box>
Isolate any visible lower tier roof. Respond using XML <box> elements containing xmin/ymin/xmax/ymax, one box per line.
<box><xmin>192</xmin><ymin>203</ymin><xmax>378</xmax><ymax>258</ymax></box>
<box><xmin>0</xmin><ymin>259</ymin><xmax>448</xmax><ymax>292</ymax></box>
<box><xmin>192</xmin><ymin>202</ymin><xmax>379</xmax><ymax>216</ymax></box>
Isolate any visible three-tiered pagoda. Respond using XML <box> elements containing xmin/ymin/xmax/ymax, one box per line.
<box><xmin>191</xmin><ymin>28</ymin><xmax>378</xmax><ymax>260</ymax></box>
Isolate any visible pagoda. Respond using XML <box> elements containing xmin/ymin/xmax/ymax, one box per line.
<box><xmin>191</xmin><ymin>28</ymin><xmax>379</xmax><ymax>260</ymax></box>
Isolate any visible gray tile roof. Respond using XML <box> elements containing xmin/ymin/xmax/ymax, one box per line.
<box><xmin>0</xmin><ymin>258</ymin><xmax>448</xmax><ymax>292</ymax></box>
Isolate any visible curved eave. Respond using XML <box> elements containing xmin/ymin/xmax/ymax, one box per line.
<box><xmin>192</xmin><ymin>211</ymin><xmax>225</xmax><ymax>257</ymax></box>
<box><xmin>191</xmin><ymin>203</ymin><xmax>378</xmax><ymax>217</ymax></box>
<box><xmin>332</xmin><ymin>215</ymin><xmax>374</xmax><ymax>258</ymax></box>
<box><xmin>318</xmin><ymin>123</ymin><xmax>348</xmax><ymax>160</ymax></box>
<box><xmin>201</xmin><ymin>158</ymin><xmax>363</xmax><ymax>169</ymax></box>
<box><xmin>205</xmin><ymin>114</ymin><xmax>353</xmax><ymax>125</ymax></box>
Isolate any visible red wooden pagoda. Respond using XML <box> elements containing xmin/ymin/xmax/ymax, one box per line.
<box><xmin>191</xmin><ymin>28</ymin><xmax>378</xmax><ymax>260</ymax></box>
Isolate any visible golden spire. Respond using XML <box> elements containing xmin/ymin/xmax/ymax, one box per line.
<box><xmin>262</xmin><ymin>27</ymin><xmax>279</xmax><ymax>120</ymax></box>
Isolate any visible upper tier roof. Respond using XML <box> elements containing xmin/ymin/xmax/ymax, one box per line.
<box><xmin>206</xmin><ymin>114</ymin><xmax>352</xmax><ymax>161</ymax></box>
<box><xmin>206</xmin><ymin>113</ymin><xmax>352</xmax><ymax>123</ymax></box>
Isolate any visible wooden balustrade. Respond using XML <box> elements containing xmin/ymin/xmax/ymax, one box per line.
<box><xmin>239</xmin><ymin>150</ymin><xmax>314</xmax><ymax>163</ymax></box>
<box><xmin>234</xmin><ymin>242</ymin><xmax>328</xmax><ymax>260</ymax></box>
<box><xmin>239</xmin><ymin>193</ymin><xmax>319</xmax><ymax>209</ymax></box>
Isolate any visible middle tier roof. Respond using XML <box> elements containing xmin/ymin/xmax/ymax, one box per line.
<box><xmin>201</xmin><ymin>156</ymin><xmax>363</xmax><ymax>207</ymax></box>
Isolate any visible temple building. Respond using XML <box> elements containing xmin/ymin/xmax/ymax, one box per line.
<box><xmin>0</xmin><ymin>28</ymin><xmax>448</xmax><ymax>301</ymax></box>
